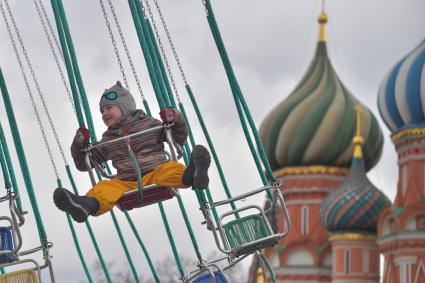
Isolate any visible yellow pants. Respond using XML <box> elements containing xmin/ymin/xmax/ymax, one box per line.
<box><xmin>86</xmin><ymin>161</ymin><xmax>188</xmax><ymax>215</ymax></box>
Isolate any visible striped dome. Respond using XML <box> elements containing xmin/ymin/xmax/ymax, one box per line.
<box><xmin>320</xmin><ymin>148</ymin><xmax>391</xmax><ymax>232</ymax></box>
<box><xmin>259</xmin><ymin>42</ymin><xmax>384</xmax><ymax>172</ymax></box>
<box><xmin>378</xmin><ymin>38</ymin><xmax>425</xmax><ymax>132</ymax></box>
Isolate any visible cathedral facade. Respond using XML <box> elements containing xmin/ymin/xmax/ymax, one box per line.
<box><xmin>248</xmin><ymin>7</ymin><xmax>425</xmax><ymax>283</ymax></box>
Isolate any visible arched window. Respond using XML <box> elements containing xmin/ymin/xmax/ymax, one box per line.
<box><xmin>301</xmin><ymin>205</ymin><xmax>309</xmax><ymax>235</ymax></box>
<box><xmin>344</xmin><ymin>249</ymin><xmax>351</xmax><ymax>274</ymax></box>
<box><xmin>271</xmin><ymin>253</ymin><xmax>280</xmax><ymax>269</ymax></box>
<box><xmin>322</xmin><ymin>252</ymin><xmax>332</xmax><ymax>267</ymax></box>
<box><xmin>383</xmin><ymin>218</ymin><xmax>397</xmax><ymax>235</ymax></box>
<box><xmin>417</xmin><ymin>214</ymin><xmax>425</xmax><ymax>230</ymax></box>
<box><xmin>402</xmin><ymin>165</ymin><xmax>408</xmax><ymax>195</ymax></box>
<box><xmin>363</xmin><ymin>250</ymin><xmax>369</xmax><ymax>274</ymax></box>
<box><xmin>286</xmin><ymin>250</ymin><xmax>314</xmax><ymax>266</ymax></box>
<box><xmin>406</xmin><ymin>216</ymin><xmax>417</xmax><ymax>231</ymax></box>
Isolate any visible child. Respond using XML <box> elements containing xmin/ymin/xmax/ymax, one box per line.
<box><xmin>53</xmin><ymin>81</ymin><xmax>211</xmax><ymax>223</ymax></box>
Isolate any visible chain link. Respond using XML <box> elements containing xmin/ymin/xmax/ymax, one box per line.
<box><xmin>1</xmin><ymin>0</ymin><xmax>60</xmax><ymax>178</ymax></box>
<box><xmin>33</xmin><ymin>0</ymin><xmax>76</xmax><ymax>119</ymax></box>
<box><xmin>106</xmin><ymin>0</ymin><xmax>146</xmax><ymax>101</ymax></box>
<box><xmin>153</xmin><ymin>0</ymin><xmax>188</xmax><ymax>86</ymax></box>
<box><xmin>144</xmin><ymin>0</ymin><xmax>180</xmax><ymax>102</ymax></box>
<box><xmin>37</xmin><ymin>0</ymin><xmax>84</xmax><ymax>108</ymax></box>
<box><xmin>99</xmin><ymin>0</ymin><xmax>128</xmax><ymax>88</ymax></box>
<box><xmin>201</xmin><ymin>0</ymin><xmax>209</xmax><ymax>16</ymax></box>
<box><xmin>38</xmin><ymin>0</ymin><xmax>64</xmax><ymax>63</ymax></box>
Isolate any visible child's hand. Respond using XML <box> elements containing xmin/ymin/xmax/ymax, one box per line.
<box><xmin>75</xmin><ymin>127</ymin><xmax>90</xmax><ymax>145</ymax></box>
<box><xmin>159</xmin><ymin>108</ymin><xmax>176</xmax><ymax>123</ymax></box>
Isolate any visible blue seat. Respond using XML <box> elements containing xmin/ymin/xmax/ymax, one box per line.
<box><xmin>194</xmin><ymin>271</ymin><xmax>229</xmax><ymax>283</ymax></box>
<box><xmin>0</xmin><ymin>227</ymin><xmax>18</xmax><ymax>263</ymax></box>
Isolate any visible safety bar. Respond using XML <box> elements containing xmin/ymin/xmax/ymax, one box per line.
<box><xmin>209</xmin><ymin>182</ymin><xmax>280</xmax><ymax>208</ymax></box>
<box><xmin>0</xmin><ymin>191</ymin><xmax>26</xmax><ymax>226</ymax></box>
<box><xmin>84</xmin><ymin>125</ymin><xmax>181</xmax><ymax>187</ymax></box>
<box><xmin>89</xmin><ymin>124</ymin><xmax>168</xmax><ymax>149</ymax></box>
<box><xmin>0</xmin><ymin>191</ymin><xmax>24</xmax><ymax>257</ymax></box>
<box><xmin>19</xmin><ymin>242</ymin><xmax>53</xmax><ymax>257</ymax></box>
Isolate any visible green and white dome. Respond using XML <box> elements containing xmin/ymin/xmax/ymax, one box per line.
<box><xmin>259</xmin><ymin>13</ymin><xmax>383</xmax><ymax>172</ymax></box>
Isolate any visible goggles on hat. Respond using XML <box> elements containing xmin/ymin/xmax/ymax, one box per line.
<box><xmin>102</xmin><ymin>91</ymin><xmax>118</xmax><ymax>101</ymax></box>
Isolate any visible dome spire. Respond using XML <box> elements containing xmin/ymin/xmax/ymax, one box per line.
<box><xmin>318</xmin><ymin>0</ymin><xmax>328</xmax><ymax>42</ymax></box>
<box><xmin>353</xmin><ymin>104</ymin><xmax>364</xmax><ymax>159</ymax></box>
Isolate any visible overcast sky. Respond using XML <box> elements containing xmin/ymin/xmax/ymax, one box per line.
<box><xmin>0</xmin><ymin>0</ymin><xmax>425</xmax><ymax>282</ymax></box>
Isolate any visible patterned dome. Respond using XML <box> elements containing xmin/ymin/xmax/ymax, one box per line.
<box><xmin>320</xmin><ymin>134</ymin><xmax>391</xmax><ymax>232</ymax></box>
<box><xmin>259</xmin><ymin>22</ymin><xmax>384</xmax><ymax>172</ymax></box>
<box><xmin>378</xmin><ymin>38</ymin><xmax>425</xmax><ymax>133</ymax></box>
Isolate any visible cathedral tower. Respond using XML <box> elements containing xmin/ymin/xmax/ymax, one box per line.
<box><xmin>321</xmin><ymin>105</ymin><xmax>391</xmax><ymax>283</ymax></box>
<box><xmin>377</xmin><ymin>37</ymin><xmax>425</xmax><ymax>283</ymax></box>
<box><xmin>250</xmin><ymin>5</ymin><xmax>384</xmax><ymax>282</ymax></box>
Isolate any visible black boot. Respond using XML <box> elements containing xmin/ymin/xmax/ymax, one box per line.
<box><xmin>53</xmin><ymin>188</ymin><xmax>100</xmax><ymax>223</ymax></box>
<box><xmin>183</xmin><ymin>145</ymin><xmax>211</xmax><ymax>189</ymax></box>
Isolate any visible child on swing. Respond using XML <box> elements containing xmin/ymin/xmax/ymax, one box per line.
<box><xmin>53</xmin><ymin>81</ymin><xmax>211</xmax><ymax>223</ymax></box>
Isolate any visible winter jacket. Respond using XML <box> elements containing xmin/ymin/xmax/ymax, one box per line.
<box><xmin>71</xmin><ymin>109</ymin><xmax>188</xmax><ymax>181</ymax></box>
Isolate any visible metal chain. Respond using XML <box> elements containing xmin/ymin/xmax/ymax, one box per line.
<box><xmin>37</xmin><ymin>0</ymin><xmax>84</xmax><ymax>108</ymax></box>
<box><xmin>98</xmin><ymin>0</ymin><xmax>129</xmax><ymax>88</ymax></box>
<box><xmin>201</xmin><ymin>0</ymin><xmax>209</xmax><ymax>16</ymax></box>
<box><xmin>0</xmin><ymin>0</ymin><xmax>60</xmax><ymax>177</ymax></box>
<box><xmin>153</xmin><ymin>0</ymin><xmax>188</xmax><ymax>86</ymax></box>
<box><xmin>33</xmin><ymin>0</ymin><xmax>76</xmax><ymax>118</ymax></box>
<box><xmin>38</xmin><ymin>0</ymin><xmax>64</xmax><ymax>62</ymax></box>
<box><xmin>5</xmin><ymin>0</ymin><xmax>69</xmax><ymax>168</ymax></box>
<box><xmin>143</xmin><ymin>0</ymin><xmax>180</xmax><ymax>102</ymax></box>
<box><xmin>106</xmin><ymin>0</ymin><xmax>146</xmax><ymax>101</ymax></box>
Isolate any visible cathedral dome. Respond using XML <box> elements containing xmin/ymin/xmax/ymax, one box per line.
<box><xmin>320</xmin><ymin>156</ymin><xmax>391</xmax><ymax>232</ymax></box>
<box><xmin>378</xmin><ymin>38</ymin><xmax>425</xmax><ymax>133</ymax></box>
<box><xmin>259</xmin><ymin>14</ymin><xmax>384</xmax><ymax>172</ymax></box>
<box><xmin>320</xmin><ymin>109</ymin><xmax>391</xmax><ymax>232</ymax></box>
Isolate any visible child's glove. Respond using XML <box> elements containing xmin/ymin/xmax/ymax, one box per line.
<box><xmin>75</xmin><ymin>127</ymin><xmax>90</xmax><ymax>145</ymax></box>
<box><xmin>159</xmin><ymin>108</ymin><xmax>176</xmax><ymax>123</ymax></box>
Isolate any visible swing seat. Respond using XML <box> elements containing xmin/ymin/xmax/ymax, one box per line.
<box><xmin>194</xmin><ymin>271</ymin><xmax>229</xmax><ymax>283</ymax></box>
<box><xmin>116</xmin><ymin>184</ymin><xmax>176</xmax><ymax>211</ymax></box>
<box><xmin>0</xmin><ymin>269</ymin><xmax>39</xmax><ymax>283</ymax></box>
<box><xmin>0</xmin><ymin>227</ymin><xmax>17</xmax><ymax>264</ymax></box>
<box><xmin>223</xmin><ymin>214</ymin><xmax>280</xmax><ymax>257</ymax></box>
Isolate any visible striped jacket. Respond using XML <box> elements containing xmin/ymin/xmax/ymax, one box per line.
<box><xmin>71</xmin><ymin>109</ymin><xmax>188</xmax><ymax>181</ymax></box>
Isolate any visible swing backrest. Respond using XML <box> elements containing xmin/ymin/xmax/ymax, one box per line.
<box><xmin>0</xmin><ymin>227</ymin><xmax>17</xmax><ymax>264</ymax></box>
<box><xmin>0</xmin><ymin>269</ymin><xmax>39</xmax><ymax>283</ymax></box>
<box><xmin>223</xmin><ymin>214</ymin><xmax>273</xmax><ymax>248</ymax></box>
<box><xmin>0</xmin><ymin>227</ymin><xmax>13</xmax><ymax>251</ymax></box>
<box><xmin>194</xmin><ymin>271</ymin><xmax>229</xmax><ymax>283</ymax></box>
<box><xmin>205</xmin><ymin>185</ymin><xmax>290</xmax><ymax>258</ymax></box>
<box><xmin>221</xmin><ymin>211</ymin><xmax>281</xmax><ymax>257</ymax></box>
<box><xmin>116</xmin><ymin>185</ymin><xmax>176</xmax><ymax>211</ymax></box>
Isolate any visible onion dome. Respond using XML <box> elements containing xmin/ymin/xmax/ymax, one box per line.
<box><xmin>259</xmin><ymin>12</ymin><xmax>384</xmax><ymax>172</ymax></box>
<box><xmin>320</xmin><ymin>106</ymin><xmax>391</xmax><ymax>232</ymax></box>
<box><xmin>378</xmin><ymin>38</ymin><xmax>425</xmax><ymax>133</ymax></box>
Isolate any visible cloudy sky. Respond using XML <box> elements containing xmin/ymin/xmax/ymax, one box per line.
<box><xmin>0</xmin><ymin>0</ymin><xmax>424</xmax><ymax>282</ymax></box>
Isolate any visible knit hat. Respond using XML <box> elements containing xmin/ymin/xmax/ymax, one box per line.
<box><xmin>99</xmin><ymin>81</ymin><xmax>136</xmax><ymax>116</ymax></box>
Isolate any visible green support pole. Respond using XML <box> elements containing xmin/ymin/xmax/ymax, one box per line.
<box><xmin>54</xmin><ymin>0</ymin><xmax>97</xmax><ymax>139</ymax></box>
<box><xmin>203</xmin><ymin>0</ymin><xmax>277</xmax><ymax>197</ymax></box>
<box><xmin>0</xmin><ymin>67</ymin><xmax>47</xmax><ymax>245</ymax></box>
<box><xmin>0</xmin><ymin>122</ymin><xmax>22</xmax><ymax>211</ymax></box>
<box><xmin>49</xmin><ymin>0</ymin><xmax>86</xmax><ymax>128</ymax></box>
<box><xmin>127</xmin><ymin>0</ymin><xmax>165</xmax><ymax>108</ymax></box>
<box><xmin>65</xmin><ymin>165</ymin><xmax>111</xmax><ymax>283</ymax></box>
